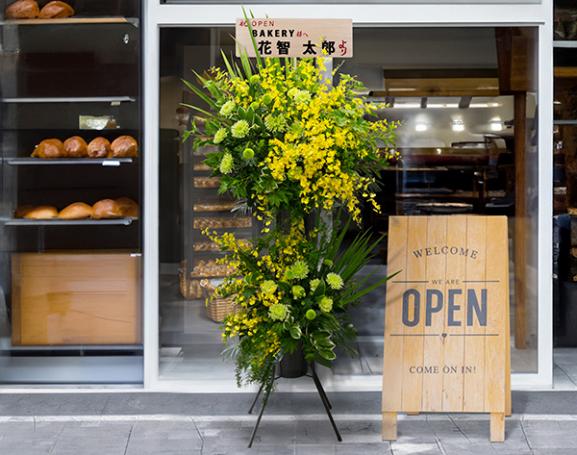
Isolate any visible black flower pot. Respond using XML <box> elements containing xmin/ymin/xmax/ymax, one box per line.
<box><xmin>279</xmin><ymin>347</ymin><xmax>308</xmax><ymax>378</ymax></box>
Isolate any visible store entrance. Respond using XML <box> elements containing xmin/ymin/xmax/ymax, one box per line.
<box><xmin>157</xmin><ymin>26</ymin><xmax>540</xmax><ymax>386</ymax></box>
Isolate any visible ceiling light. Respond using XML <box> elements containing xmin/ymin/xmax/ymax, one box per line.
<box><xmin>490</xmin><ymin>117</ymin><xmax>503</xmax><ymax>132</ymax></box>
<box><xmin>415</xmin><ymin>123</ymin><xmax>428</xmax><ymax>132</ymax></box>
<box><xmin>451</xmin><ymin>120</ymin><xmax>465</xmax><ymax>132</ymax></box>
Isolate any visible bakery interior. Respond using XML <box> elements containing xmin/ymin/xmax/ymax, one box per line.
<box><xmin>158</xmin><ymin>26</ymin><xmax>541</xmax><ymax>384</ymax></box>
<box><xmin>0</xmin><ymin>0</ymin><xmax>143</xmax><ymax>383</ymax></box>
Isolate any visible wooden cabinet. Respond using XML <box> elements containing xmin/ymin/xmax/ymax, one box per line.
<box><xmin>11</xmin><ymin>251</ymin><xmax>141</xmax><ymax>345</ymax></box>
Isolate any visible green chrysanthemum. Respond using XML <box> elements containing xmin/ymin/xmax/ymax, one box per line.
<box><xmin>326</xmin><ymin>273</ymin><xmax>344</xmax><ymax>290</ymax></box>
<box><xmin>213</xmin><ymin>128</ymin><xmax>228</xmax><ymax>144</ymax></box>
<box><xmin>309</xmin><ymin>279</ymin><xmax>321</xmax><ymax>293</ymax></box>
<box><xmin>242</xmin><ymin>148</ymin><xmax>255</xmax><ymax>160</ymax></box>
<box><xmin>219</xmin><ymin>153</ymin><xmax>234</xmax><ymax>174</ymax></box>
<box><xmin>231</xmin><ymin>120</ymin><xmax>250</xmax><ymax>139</ymax></box>
<box><xmin>305</xmin><ymin>309</ymin><xmax>317</xmax><ymax>321</ymax></box>
<box><xmin>264</xmin><ymin>114</ymin><xmax>287</xmax><ymax>133</ymax></box>
<box><xmin>249</xmin><ymin>74</ymin><xmax>260</xmax><ymax>85</ymax></box>
<box><xmin>323</xmin><ymin>259</ymin><xmax>334</xmax><ymax>268</ymax></box>
<box><xmin>285</xmin><ymin>260</ymin><xmax>309</xmax><ymax>281</ymax></box>
<box><xmin>292</xmin><ymin>285</ymin><xmax>306</xmax><ymax>299</ymax></box>
<box><xmin>219</xmin><ymin>100</ymin><xmax>236</xmax><ymax>118</ymax></box>
<box><xmin>269</xmin><ymin>303</ymin><xmax>288</xmax><ymax>321</ymax></box>
<box><xmin>260</xmin><ymin>280</ymin><xmax>278</xmax><ymax>295</ymax></box>
<box><xmin>288</xmin><ymin>88</ymin><xmax>311</xmax><ymax>105</ymax></box>
<box><xmin>318</xmin><ymin>296</ymin><xmax>333</xmax><ymax>313</ymax></box>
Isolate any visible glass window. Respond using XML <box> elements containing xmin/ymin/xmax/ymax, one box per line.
<box><xmin>158</xmin><ymin>25</ymin><xmax>540</xmax><ymax>384</ymax></box>
<box><xmin>0</xmin><ymin>1</ymin><xmax>143</xmax><ymax>384</ymax></box>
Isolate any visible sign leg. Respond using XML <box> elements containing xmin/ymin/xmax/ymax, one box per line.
<box><xmin>382</xmin><ymin>412</ymin><xmax>397</xmax><ymax>441</ymax></box>
<box><xmin>490</xmin><ymin>413</ymin><xmax>505</xmax><ymax>442</ymax></box>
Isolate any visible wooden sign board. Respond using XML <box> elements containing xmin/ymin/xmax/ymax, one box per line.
<box><xmin>235</xmin><ymin>18</ymin><xmax>353</xmax><ymax>58</ymax></box>
<box><xmin>382</xmin><ymin>216</ymin><xmax>511</xmax><ymax>442</ymax></box>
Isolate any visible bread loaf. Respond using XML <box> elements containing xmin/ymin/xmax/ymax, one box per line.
<box><xmin>193</xmin><ymin>177</ymin><xmax>221</xmax><ymax>188</ymax></box>
<box><xmin>87</xmin><ymin>137</ymin><xmax>111</xmax><ymax>158</ymax></box>
<box><xmin>92</xmin><ymin>199</ymin><xmax>123</xmax><ymax>219</ymax></box>
<box><xmin>32</xmin><ymin>138</ymin><xmax>65</xmax><ymax>158</ymax></box>
<box><xmin>193</xmin><ymin>217</ymin><xmax>252</xmax><ymax>230</ymax></box>
<box><xmin>63</xmin><ymin>136</ymin><xmax>88</xmax><ymax>158</ymax></box>
<box><xmin>115</xmin><ymin>197</ymin><xmax>139</xmax><ymax>218</ymax></box>
<box><xmin>5</xmin><ymin>0</ymin><xmax>39</xmax><ymax>19</ymax></box>
<box><xmin>14</xmin><ymin>205</ymin><xmax>35</xmax><ymax>218</ymax></box>
<box><xmin>58</xmin><ymin>202</ymin><xmax>93</xmax><ymax>220</ymax></box>
<box><xmin>110</xmin><ymin>135</ymin><xmax>138</xmax><ymax>158</ymax></box>
<box><xmin>23</xmin><ymin>205</ymin><xmax>58</xmax><ymax>219</ymax></box>
<box><xmin>38</xmin><ymin>0</ymin><xmax>74</xmax><ymax>18</ymax></box>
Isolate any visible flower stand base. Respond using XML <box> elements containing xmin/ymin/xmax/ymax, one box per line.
<box><xmin>247</xmin><ymin>362</ymin><xmax>342</xmax><ymax>448</ymax></box>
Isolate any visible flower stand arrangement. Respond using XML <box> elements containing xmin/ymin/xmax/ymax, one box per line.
<box><xmin>184</xmin><ymin>19</ymin><xmax>399</xmax><ymax>447</ymax></box>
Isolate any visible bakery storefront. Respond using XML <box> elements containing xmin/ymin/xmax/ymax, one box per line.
<box><xmin>0</xmin><ymin>0</ymin><xmax>554</xmax><ymax>391</ymax></box>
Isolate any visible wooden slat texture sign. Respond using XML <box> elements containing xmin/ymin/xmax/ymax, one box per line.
<box><xmin>382</xmin><ymin>216</ymin><xmax>510</xmax><ymax>442</ymax></box>
<box><xmin>235</xmin><ymin>18</ymin><xmax>353</xmax><ymax>58</ymax></box>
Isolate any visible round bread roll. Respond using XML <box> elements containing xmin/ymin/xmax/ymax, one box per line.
<box><xmin>63</xmin><ymin>136</ymin><xmax>88</xmax><ymax>158</ymax></box>
<box><xmin>23</xmin><ymin>205</ymin><xmax>58</xmax><ymax>219</ymax></box>
<box><xmin>32</xmin><ymin>138</ymin><xmax>65</xmax><ymax>158</ymax></box>
<box><xmin>115</xmin><ymin>197</ymin><xmax>139</xmax><ymax>218</ymax></box>
<box><xmin>58</xmin><ymin>202</ymin><xmax>93</xmax><ymax>220</ymax></box>
<box><xmin>87</xmin><ymin>137</ymin><xmax>111</xmax><ymax>158</ymax></box>
<box><xmin>92</xmin><ymin>199</ymin><xmax>123</xmax><ymax>219</ymax></box>
<box><xmin>15</xmin><ymin>205</ymin><xmax>34</xmax><ymax>218</ymax></box>
<box><xmin>38</xmin><ymin>0</ymin><xmax>74</xmax><ymax>18</ymax></box>
<box><xmin>5</xmin><ymin>0</ymin><xmax>39</xmax><ymax>19</ymax></box>
<box><xmin>110</xmin><ymin>135</ymin><xmax>138</xmax><ymax>158</ymax></box>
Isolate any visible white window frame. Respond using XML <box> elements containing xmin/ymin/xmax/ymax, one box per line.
<box><xmin>144</xmin><ymin>1</ymin><xmax>553</xmax><ymax>392</ymax></box>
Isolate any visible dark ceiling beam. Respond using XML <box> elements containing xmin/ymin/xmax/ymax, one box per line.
<box><xmin>459</xmin><ymin>96</ymin><xmax>472</xmax><ymax>109</ymax></box>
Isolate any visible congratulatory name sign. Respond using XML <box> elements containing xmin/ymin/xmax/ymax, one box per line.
<box><xmin>236</xmin><ymin>18</ymin><xmax>353</xmax><ymax>58</ymax></box>
<box><xmin>382</xmin><ymin>216</ymin><xmax>509</xmax><ymax>440</ymax></box>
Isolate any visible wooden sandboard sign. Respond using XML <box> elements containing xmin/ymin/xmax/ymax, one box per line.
<box><xmin>382</xmin><ymin>216</ymin><xmax>511</xmax><ymax>442</ymax></box>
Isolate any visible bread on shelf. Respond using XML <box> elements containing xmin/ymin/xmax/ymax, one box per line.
<box><xmin>32</xmin><ymin>138</ymin><xmax>65</xmax><ymax>158</ymax></box>
<box><xmin>5</xmin><ymin>0</ymin><xmax>39</xmax><ymax>19</ymax></box>
<box><xmin>14</xmin><ymin>205</ymin><xmax>34</xmax><ymax>218</ymax></box>
<box><xmin>38</xmin><ymin>0</ymin><xmax>74</xmax><ymax>19</ymax></box>
<box><xmin>63</xmin><ymin>136</ymin><xmax>88</xmax><ymax>158</ymax></box>
<box><xmin>22</xmin><ymin>205</ymin><xmax>58</xmax><ymax>219</ymax></box>
<box><xmin>193</xmin><ymin>217</ymin><xmax>252</xmax><ymax>230</ymax></box>
<box><xmin>87</xmin><ymin>137</ymin><xmax>111</xmax><ymax>158</ymax></box>
<box><xmin>193</xmin><ymin>202</ymin><xmax>236</xmax><ymax>212</ymax></box>
<box><xmin>110</xmin><ymin>135</ymin><xmax>138</xmax><ymax>158</ymax></box>
<box><xmin>115</xmin><ymin>197</ymin><xmax>139</xmax><ymax>218</ymax></box>
<box><xmin>193</xmin><ymin>177</ymin><xmax>221</xmax><ymax>188</ymax></box>
<box><xmin>190</xmin><ymin>259</ymin><xmax>235</xmax><ymax>278</ymax></box>
<box><xmin>192</xmin><ymin>242</ymin><xmax>221</xmax><ymax>252</ymax></box>
<box><xmin>58</xmin><ymin>202</ymin><xmax>93</xmax><ymax>220</ymax></box>
<box><xmin>92</xmin><ymin>199</ymin><xmax>123</xmax><ymax>219</ymax></box>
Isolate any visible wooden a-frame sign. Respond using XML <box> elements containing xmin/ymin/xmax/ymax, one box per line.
<box><xmin>382</xmin><ymin>216</ymin><xmax>511</xmax><ymax>442</ymax></box>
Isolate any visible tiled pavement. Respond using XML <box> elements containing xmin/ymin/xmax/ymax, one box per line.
<box><xmin>2</xmin><ymin>392</ymin><xmax>577</xmax><ymax>454</ymax></box>
<box><xmin>2</xmin><ymin>414</ymin><xmax>577</xmax><ymax>455</ymax></box>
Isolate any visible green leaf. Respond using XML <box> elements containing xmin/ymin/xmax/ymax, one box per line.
<box><xmin>182</xmin><ymin>78</ymin><xmax>217</xmax><ymax>109</ymax></box>
<box><xmin>289</xmin><ymin>325</ymin><xmax>302</xmax><ymax>340</ymax></box>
